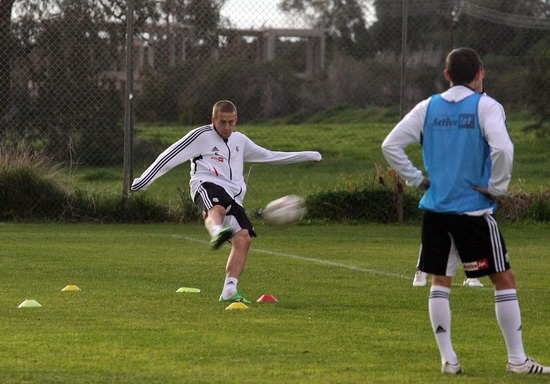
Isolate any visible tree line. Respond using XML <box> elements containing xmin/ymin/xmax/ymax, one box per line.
<box><xmin>1</xmin><ymin>0</ymin><xmax>549</xmax><ymax>165</ymax></box>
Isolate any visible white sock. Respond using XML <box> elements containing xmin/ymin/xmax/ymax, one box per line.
<box><xmin>495</xmin><ymin>289</ymin><xmax>527</xmax><ymax>364</ymax></box>
<box><xmin>209</xmin><ymin>225</ymin><xmax>223</xmax><ymax>238</ymax></box>
<box><xmin>429</xmin><ymin>286</ymin><xmax>458</xmax><ymax>365</ymax></box>
<box><xmin>221</xmin><ymin>277</ymin><xmax>238</xmax><ymax>300</ymax></box>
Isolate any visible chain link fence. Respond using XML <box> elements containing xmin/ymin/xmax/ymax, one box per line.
<box><xmin>1</xmin><ymin>0</ymin><xmax>549</xmax><ymax>220</ymax></box>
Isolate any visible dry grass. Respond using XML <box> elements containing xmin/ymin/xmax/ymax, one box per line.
<box><xmin>496</xmin><ymin>189</ymin><xmax>550</xmax><ymax>222</ymax></box>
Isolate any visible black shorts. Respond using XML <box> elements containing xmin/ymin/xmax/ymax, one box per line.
<box><xmin>194</xmin><ymin>182</ymin><xmax>256</xmax><ymax>237</ymax></box>
<box><xmin>417</xmin><ymin>210</ymin><xmax>509</xmax><ymax>278</ymax></box>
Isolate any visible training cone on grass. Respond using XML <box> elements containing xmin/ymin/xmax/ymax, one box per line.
<box><xmin>225</xmin><ymin>302</ymin><xmax>249</xmax><ymax>310</ymax></box>
<box><xmin>257</xmin><ymin>294</ymin><xmax>278</xmax><ymax>302</ymax></box>
<box><xmin>18</xmin><ymin>300</ymin><xmax>42</xmax><ymax>308</ymax></box>
<box><xmin>176</xmin><ymin>287</ymin><xmax>201</xmax><ymax>293</ymax></box>
<box><xmin>61</xmin><ymin>285</ymin><xmax>81</xmax><ymax>291</ymax></box>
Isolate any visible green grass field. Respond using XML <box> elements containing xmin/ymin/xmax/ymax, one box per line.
<box><xmin>75</xmin><ymin>113</ymin><xmax>550</xmax><ymax>212</ymax></box>
<box><xmin>2</xmin><ymin>221</ymin><xmax>550</xmax><ymax>383</ymax></box>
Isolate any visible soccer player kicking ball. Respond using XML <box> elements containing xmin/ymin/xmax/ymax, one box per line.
<box><xmin>132</xmin><ymin>100</ymin><xmax>322</xmax><ymax>303</ymax></box>
<box><xmin>382</xmin><ymin>47</ymin><xmax>550</xmax><ymax>375</ymax></box>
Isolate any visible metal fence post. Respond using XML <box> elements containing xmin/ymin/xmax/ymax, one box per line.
<box><xmin>122</xmin><ymin>0</ymin><xmax>135</xmax><ymax>201</ymax></box>
<box><xmin>397</xmin><ymin>0</ymin><xmax>409</xmax><ymax>222</ymax></box>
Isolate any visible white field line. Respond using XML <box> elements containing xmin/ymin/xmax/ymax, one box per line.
<box><xmin>170</xmin><ymin>234</ymin><xmax>495</xmax><ymax>289</ymax></box>
<box><xmin>171</xmin><ymin>234</ymin><xmax>410</xmax><ymax>280</ymax></box>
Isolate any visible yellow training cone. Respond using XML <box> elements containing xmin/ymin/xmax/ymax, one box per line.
<box><xmin>225</xmin><ymin>302</ymin><xmax>249</xmax><ymax>310</ymax></box>
<box><xmin>176</xmin><ymin>287</ymin><xmax>200</xmax><ymax>293</ymax></box>
<box><xmin>61</xmin><ymin>285</ymin><xmax>81</xmax><ymax>291</ymax></box>
<box><xmin>18</xmin><ymin>300</ymin><xmax>42</xmax><ymax>308</ymax></box>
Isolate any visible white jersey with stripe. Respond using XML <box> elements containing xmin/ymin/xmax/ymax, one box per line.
<box><xmin>131</xmin><ymin>124</ymin><xmax>322</xmax><ymax>206</ymax></box>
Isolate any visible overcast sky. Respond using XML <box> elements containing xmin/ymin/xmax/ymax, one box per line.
<box><xmin>220</xmin><ymin>0</ymin><xmax>297</xmax><ymax>29</ymax></box>
<box><xmin>220</xmin><ymin>0</ymin><xmax>375</xmax><ymax>30</ymax></box>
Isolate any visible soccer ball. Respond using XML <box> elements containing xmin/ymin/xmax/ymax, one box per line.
<box><xmin>262</xmin><ymin>195</ymin><xmax>306</xmax><ymax>226</ymax></box>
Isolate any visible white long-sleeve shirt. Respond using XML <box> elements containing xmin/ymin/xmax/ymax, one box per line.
<box><xmin>381</xmin><ymin>86</ymin><xmax>513</xmax><ymax>197</ymax></box>
<box><xmin>132</xmin><ymin>124</ymin><xmax>322</xmax><ymax>206</ymax></box>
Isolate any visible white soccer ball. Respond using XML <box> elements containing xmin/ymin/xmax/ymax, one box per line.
<box><xmin>263</xmin><ymin>195</ymin><xmax>306</xmax><ymax>226</ymax></box>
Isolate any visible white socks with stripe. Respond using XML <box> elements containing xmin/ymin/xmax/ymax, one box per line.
<box><xmin>221</xmin><ymin>277</ymin><xmax>238</xmax><ymax>300</ymax></box>
<box><xmin>495</xmin><ymin>289</ymin><xmax>527</xmax><ymax>365</ymax></box>
<box><xmin>429</xmin><ymin>286</ymin><xmax>459</xmax><ymax>365</ymax></box>
<box><xmin>429</xmin><ymin>286</ymin><xmax>528</xmax><ymax>366</ymax></box>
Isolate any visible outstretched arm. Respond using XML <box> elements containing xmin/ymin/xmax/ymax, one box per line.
<box><xmin>243</xmin><ymin>137</ymin><xmax>322</xmax><ymax>164</ymax></box>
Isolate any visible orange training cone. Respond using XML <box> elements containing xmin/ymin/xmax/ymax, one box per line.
<box><xmin>256</xmin><ymin>294</ymin><xmax>278</xmax><ymax>302</ymax></box>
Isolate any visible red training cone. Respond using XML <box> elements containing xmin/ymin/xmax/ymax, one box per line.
<box><xmin>257</xmin><ymin>294</ymin><xmax>278</xmax><ymax>302</ymax></box>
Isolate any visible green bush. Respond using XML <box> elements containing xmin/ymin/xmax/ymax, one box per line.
<box><xmin>305</xmin><ymin>175</ymin><xmax>550</xmax><ymax>224</ymax></box>
<box><xmin>528</xmin><ymin>191</ymin><xmax>550</xmax><ymax>222</ymax></box>
<box><xmin>65</xmin><ymin>190</ymin><xmax>199</xmax><ymax>223</ymax></box>
<box><xmin>493</xmin><ymin>190</ymin><xmax>550</xmax><ymax>223</ymax></box>
<box><xmin>306</xmin><ymin>188</ymin><xmax>422</xmax><ymax>223</ymax></box>
<box><xmin>0</xmin><ymin>165</ymin><xmax>68</xmax><ymax>220</ymax></box>
<box><xmin>0</xmin><ymin>144</ymin><xmax>68</xmax><ymax>220</ymax></box>
<box><xmin>0</xmin><ymin>143</ymin><xmax>201</xmax><ymax>223</ymax></box>
<box><xmin>2</xmin><ymin>143</ymin><xmax>550</xmax><ymax>223</ymax></box>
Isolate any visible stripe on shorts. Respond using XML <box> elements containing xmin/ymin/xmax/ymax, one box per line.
<box><xmin>485</xmin><ymin>214</ymin><xmax>505</xmax><ymax>272</ymax></box>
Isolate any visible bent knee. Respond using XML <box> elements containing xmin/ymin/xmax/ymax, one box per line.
<box><xmin>232</xmin><ymin>229</ymin><xmax>252</xmax><ymax>246</ymax></box>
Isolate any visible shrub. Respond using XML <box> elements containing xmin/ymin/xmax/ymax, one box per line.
<box><xmin>528</xmin><ymin>191</ymin><xmax>550</xmax><ymax>222</ymax></box>
<box><xmin>493</xmin><ymin>192</ymin><xmax>532</xmax><ymax>222</ymax></box>
<box><xmin>0</xmin><ymin>142</ymin><xmax>201</xmax><ymax>223</ymax></box>
<box><xmin>2</xmin><ymin>143</ymin><xmax>549</xmax><ymax>223</ymax></box>
<box><xmin>305</xmin><ymin>167</ymin><xmax>423</xmax><ymax>223</ymax></box>
<box><xmin>0</xmin><ymin>143</ymin><xmax>69</xmax><ymax>220</ymax></box>
<box><xmin>494</xmin><ymin>190</ymin><xmax>550</xmax><ymax>223</ymax></box>
<box><xmin>306</xmin><ymin>188</ymin><xmax>422</xmax><ymax>223</ymax></box>
<box><xmin>304</xmin><ymin>168</ymin><xmax>550</xmax><ymax>224</ymax></box>
<box><xmin>65</xmin><ymin>190</ymin><xmax>197</xmax><ymax>223</ymax></box>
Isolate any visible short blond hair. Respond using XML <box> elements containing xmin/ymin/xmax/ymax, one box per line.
<box><xmin>212</xmin><ymin>100</ymin><xmax>237</xmax><ymax>118</ymax></box>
